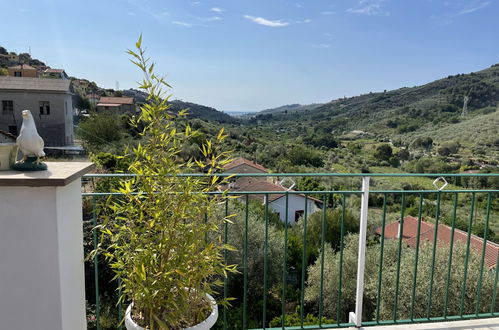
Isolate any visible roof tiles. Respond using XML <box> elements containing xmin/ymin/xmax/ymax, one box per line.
<box><xmin>224</xmin><ymin>157</ymin><xmax>269</xmax><ymax>172</ymax></box>
<box><xmin>375</xmin><ymin>216</ymin><xmax>499</xmax><ymax>269</ymax></box>
<box><xmin>98</xmin><ymin>97</ymin><xmax>134</xmax><ymax>105</ymax></box>
<box><xmin>0</xmin><ymin>76</ymin><xmax>71</xmax><ymax>92</ymax></box>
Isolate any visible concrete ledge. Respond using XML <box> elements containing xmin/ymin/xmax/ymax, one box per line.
<box><xmin>354</xmin><ymin>317</ymin><xmax>499</xmax><ymax>329</ymax></box>
<box><xmin>0</xmin><ymin>162</ymin><xmax>94</xmax><ymax>186</ymax></box>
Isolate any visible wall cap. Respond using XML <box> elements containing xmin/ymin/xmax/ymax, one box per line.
<box><xmin>0</xmin><ymin>162</ymin><xmax>95</xmax><ymax>187</ymax></box>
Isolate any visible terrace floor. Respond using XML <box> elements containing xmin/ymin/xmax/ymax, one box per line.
<box><xmin>356</xmin><ymin>317</ymin><xmax>499</xmax><ymax>329</ymax></box>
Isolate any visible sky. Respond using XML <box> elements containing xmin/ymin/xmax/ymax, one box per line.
<box><xmin>1</xmin><ymin>0</ymin><xmax>498</xmax><ymax>112</ymax></box>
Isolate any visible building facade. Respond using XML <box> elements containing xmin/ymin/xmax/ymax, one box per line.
<box><xmin>0</xmin><ymin>76</ymin><xmax>75</xmax><ymax>146</ymax></box>
<box><xmin>223</xmin><ymin>157</ymin><xmax>323</xmax><ymax>224</ymax></box>
<box><xmin>7</xmin><ymin>64</ymin><xmax>38</xmax><ymax>78</ymax></box>
<box><xmin>96</xmin><ymin>96</ymin><xmax>136</xmax><ymax>114</ymax></box>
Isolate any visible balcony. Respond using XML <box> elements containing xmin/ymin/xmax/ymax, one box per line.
<box><xmin>81</xmin><ymin>172</ymin><xmax>499</xmax><ymax>329</ymax></box>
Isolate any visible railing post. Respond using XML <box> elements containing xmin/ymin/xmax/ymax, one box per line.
<box><xmin>350</xmin><ymin>176</ymin><xmax>370</xmax><ymax>327</ymax></box>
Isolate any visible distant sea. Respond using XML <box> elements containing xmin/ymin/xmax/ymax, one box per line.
<box><xmin>225</xmin><ymin>111</ymin><xmax>253</xmax><ymax>117</ymax></box>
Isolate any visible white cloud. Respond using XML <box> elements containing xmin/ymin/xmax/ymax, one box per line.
<box><xmin>190</xmin><ymin>1</ymin><xmax>201</xmax><ymax>6</ymax></box>
<box><xmin>322</xmin><ymin>11</ymin><xmax>335</xmax><ymax>15</ymax></box>
<box><xmin>207</xmin><ymin>16</ymin><xmax>222</xmax><ymax>21</ymax></box>
<box><xmin>431</xmin><ymin>1</ymin><xmax>492</xmax><ymax>24</ymax></box>
<box><xmin>211</xmin><ymin>7</ymin><xmax>223</xmax><ymax>13</ymax></box>
<box><xmin>127</xmin><ymin>0</ymin><xmax>169</xmax><ymax>22</ymax></box>
<box><xmin>244</xmin><ymin>15</ymin><xmax>290</xmax><ymax>27</ymax></box>
<box><xmin>172</xmin><ymin>20</ymin><xmax>193</xmax><ymax>27</ymax></box>
<box><xmin>128</xmin><ymin>12</ymin><xmax>136</xmax><ymax>16</ymax></box>
<box><xmin>347</xmin><ymin>0</ymin><xmax>390</xmax><ymax>16</ymax></box>
<box><xmin>313</xmin><ymin>44</ymin><xmax>331</xmax><ymax>49</ymax></box>
<box><xmin>455</xmin><ymin>1</ymin><xmax>492</xmax><ymax>15</ymax></box>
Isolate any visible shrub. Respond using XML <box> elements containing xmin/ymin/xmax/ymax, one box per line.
<box><xmin>306</xmin><ymin>233</ymin><xmax>499</xmax><ymax>323</ymax></box>
<box><xmin>76</xmin><ymin>112</ymin><xmax>127</xmax><ymax>152</ymax></box>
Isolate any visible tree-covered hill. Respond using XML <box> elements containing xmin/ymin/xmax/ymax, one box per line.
<box><xmin>248</xmin><ymin>103</ymin><xmax>323</xmax><ymax>116</ymax></box>
<box><xmin>245</xmin><ymin>63</ymin><xmax>499</xmax><ymax>161</ymax></box>
<box><xmin>114</xmin><ymin>90</ymin><xmax>236</xmax><ymax>123</ymax></box>
<box><xmin>169</xmin><ymin>100</ymin><xmax>236</xmax><ymax>123</ymax></box>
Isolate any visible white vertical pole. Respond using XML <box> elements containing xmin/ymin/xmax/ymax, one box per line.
<box><xmin>354</xmin><ymin>176</ymin><xmax>370</xmax><ymax>327</ymax></box>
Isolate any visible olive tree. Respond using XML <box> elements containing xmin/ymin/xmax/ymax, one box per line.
<box><xmin>306</xmin><ymin>233</ymin><xmax>499</xmax><ymax>323</ymax></box>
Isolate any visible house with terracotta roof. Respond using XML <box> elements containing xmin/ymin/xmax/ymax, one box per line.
<box><xmin>96</xmin><ymin>96</ymin><xmax>136</xmax><ymax>114</ymax></box>
<box><xmin>375</xmin><ymin>216</ymin><xmax>499</xmax><ymax>269</ymax></box>
<box><xmin>7</xmin><ymin>64</ymin><xmax>38</xmax><ymax>78</ymax></box>
<box><xmin>223</xmin><ymin>157</ymin><xmax>269</xmax><ymax>174</ymax></box>
<box><xmin>42</xmin><ymin>68</ymin><xmax>69</xmax><ymax>79</ymax></box>
<box><xmin>223</xmin><ymin>157</ymin><xmax>322</xmax><ymax>224</ymax></box>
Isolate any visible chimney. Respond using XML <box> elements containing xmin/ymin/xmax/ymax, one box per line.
<box><xmin>396</xmin><ymin>220</ymin><xmax>402</xmax><ymax>239</ymax></box>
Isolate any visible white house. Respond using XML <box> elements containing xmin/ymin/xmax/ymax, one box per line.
<box><xmin>223</xmin><ymin>158</ymin><xmax>322</xmax><ymax>224</ymax></box>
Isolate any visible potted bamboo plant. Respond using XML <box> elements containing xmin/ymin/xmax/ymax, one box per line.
<box><xmin>97</xmin><ymin>37</ymin><xmax>236</xmax><ymax>329</ymax></box>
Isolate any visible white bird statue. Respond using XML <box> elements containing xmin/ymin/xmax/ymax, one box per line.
<box><xmin>17</xmin><ymin>110</ymin><xmax>45</xmax><ymax>164</ymax></box>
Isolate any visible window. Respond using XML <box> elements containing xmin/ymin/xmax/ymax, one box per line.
<box><xmin>39</xmin><ymin>101</ymin><xmax>50</xmax><ymax>115</ymax></box>
<box><xmin>8</xmin><ymin>125</ymin><xmax>17</xmax><ymax>135</ymax></box>
<box><xmin>295</xmin><ymin>210</ymin><xmax>304</xmax><ymax>222</ymax></box>
<box><xmin>14</xmin><ymin>71</ymin><xmax>22</xmax><ymax>77</ymax></box>
<box><xmin>2</xmin><ymin>100</ymin><xmax>13</xmax><ymax>115</ymax></box>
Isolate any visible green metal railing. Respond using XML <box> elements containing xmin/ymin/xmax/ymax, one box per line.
<box><xmin>82</xmin><ymin>173</ymin><xmax>498</xmax><ymax>329</ymax></box>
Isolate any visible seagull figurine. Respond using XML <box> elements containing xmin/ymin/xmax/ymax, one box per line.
<box><xmin>17</xmin><ymin>110</ymin><xmax>45</xmax><ymax>164</ymax></box>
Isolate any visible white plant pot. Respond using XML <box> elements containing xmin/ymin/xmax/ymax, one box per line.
<box><xmin>0</xmin><ymin>143</ymin><xmax>17</xmax><ymax>170</ymax></box>
<box><xmin>125</xmin><ymin>293</ymin><xmax>218</xmax><ymax>330</ymax></box>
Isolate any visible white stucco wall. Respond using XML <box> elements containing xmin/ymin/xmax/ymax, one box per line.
<box><xmin>0</xmin><ymin>179</ymin><xmax>86</xmax><ymax>330</ymax></box>
<box><xmin>269</xmin><ymin>193</ymin><xmax>322</xmax><ymax>224</ymax></box>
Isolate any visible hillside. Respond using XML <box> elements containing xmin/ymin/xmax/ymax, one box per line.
<box><xmin>122</xmin><ymin>90</ymin><xmax>235</xmax><ymax>123</ymax></box>
<box><xmin>248</xmin><ymin>103</ymin><xmax>323</xmax><ymax>116</ymax></box>
<box><xmin>0</xmin><ymin>46</ymin><xmax>46</xmax><ymax>69</ymax></box>
<box><xmin>245</xmin><ymin>64</ymin><xmax>499</xmax><ymax>162</ymax></box>
<box><xmin>168</xmin><ymin>100</ymin><xmax>236</xmax><ymax>123</ymax></box>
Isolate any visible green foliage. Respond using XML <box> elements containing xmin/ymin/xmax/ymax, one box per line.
<box><xmin>76</xmin><ymin>112</ymin><xmax>127</xmax><ymax>152</ymax></box>
<box><xmin>397</xmin><ymin>148</ymin><xmax>410</xmax><ymax>161</ymax></box>
<box><xmin>287</xmin><ymin>144</ymin><xmax>324</xmax><ymax>167</ymax></box>
<box><xmin>437</xmin><ymin>141</ymin><xmax>460</xmax><ymax>156</ymax></box>
<box><xmin>374</xmin><ymin>144</ymin><xmax>393</xmax><ymax>162</ymax></box>
<box><xmin>75</xmin><ymin>92</ymin><xmax>91</xmax><ymax>110</ymax></box>
<box><xmin>269</xmin><ymin>308</ymin><xmax>335</xmax><ymax>327</ymax></box>
<box><xmin>222</xmin><ymin>201</ymin><xmax>285</xmax><ymax>303</ymax></box>
<box><xmin>412</xmin><ymin>137</ymin><xmax>433</xmax><ymax>151</ymax></box>
<box><xmin>91</xmin><ymin>152</ymin><xmax>129</xmax><ymax>172</ymax></box>
<box><xmin>289</xmin><ymin>208</ymin><xmax>359</xmax><ymax>272</ymax></box>
<box><xmin>95</xmin><ymin>37</ymin><xmax>237</xmax><ymax>329</ymax></box>
<box><xmin>402</xmin><ymin>157</ymin><xmax>459</xmax><ymax>174</ymax></box>
<box><xmin>441</xmin><ymin>215</ymin><xmax>496</xmax><ymax>241</ymax></box>
<box><xmin>306</xmin><ymin>234</ymin><xmax>499</xmax><ymax>322</ymax></box>
<box><xmin>303</xmin><ymin>134</ymin><xmax>339</xmax><ymax>149</ymax></box>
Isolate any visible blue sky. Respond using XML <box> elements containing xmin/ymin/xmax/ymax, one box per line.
<box><xmin>1</xmin><ymin>0</ymin><xmax>498</xmax><ymax>112</ymax></box>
